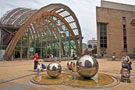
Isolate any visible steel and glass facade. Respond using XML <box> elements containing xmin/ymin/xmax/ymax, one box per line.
<box><xmin>0</xmin><ymin>4</ymin><xmax>82</xmax><ymax>60</ymax></box>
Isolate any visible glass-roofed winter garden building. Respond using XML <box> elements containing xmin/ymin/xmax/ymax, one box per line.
<box><xmin>0</xmin><ymin>4</ymin><xmax>82</xmax><ymax>60</ymax></box>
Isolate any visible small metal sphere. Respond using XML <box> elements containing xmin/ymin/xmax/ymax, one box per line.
<box><xmin>47</xmin><ymin>63</ymin><xmax>62</xmax><ymax>78</ymax></box>
<box><xmin>76</xmin><ymin>55</ymin><xmax>99</xmax><ymax>78</ymax></box>
<box><xmin>67</xmin><ymin>61</ymin><xmax>75</xmax><ymax>70</ymax></box>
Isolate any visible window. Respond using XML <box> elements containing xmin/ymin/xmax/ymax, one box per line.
<box><xmin>122</xmin><ymin>17</ymin><xmax>126</xmax><ymax>21</ymax></box>
<box><xmin>99</xmin><ymin>23</ymin><xmax>107</xmax><ymax>48</ymax></box>
<box><xmin>88</xmin><ymin>44</ymin><xmax>92</xmax><ymax>48</ymax></box>
<box><xmin>123</xmin><ymin>24</ymin><xmax>127</xmax><ymax>50</ymax></box>
<box><xmin>94</xmin><ymin>45</ymin><xmax>97</xmax><ymax>48</ymax></box>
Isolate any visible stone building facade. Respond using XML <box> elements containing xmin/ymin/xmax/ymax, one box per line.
<box><xmin>96</xmin><ymin>1</ymin><xmax>135</xmax><ymax>58</ymax></box>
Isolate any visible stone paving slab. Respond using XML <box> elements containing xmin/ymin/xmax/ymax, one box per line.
<box><xmin>0</xmin><ymin>59</ymin><xmax>134</xmax><ymax>90</ymax></box>
<box><xmin>0</xmin><ymin>83</ymin><xmax>35</xmax><ymax>90</ymax></box>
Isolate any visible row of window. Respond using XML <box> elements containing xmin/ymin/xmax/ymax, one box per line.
<box><xmin>123</xmin><ymin>24</ymin><xmax>127</xmax><ymax>50</ymax></box>
<box><xmin>122</xmin><ymin>17</ymin><xmax>127</xmax><ymax>51</ymax></box>
<box><xmin>99</xmin><ymin>23</ymin><xmax>107</xmax><ymax>48</ymax></box>
<box><xmin>99</xmin><ymin>21</ymin><xmax>127</xmax><ymax>50</ymax></box>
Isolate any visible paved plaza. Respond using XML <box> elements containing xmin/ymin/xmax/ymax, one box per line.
<box><xmin>0</xmin><ymin>58</ymin><xmax>134</xmax><ymax>90</ymax></box>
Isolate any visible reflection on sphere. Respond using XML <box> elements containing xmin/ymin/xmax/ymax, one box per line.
<box><xmin>76</xmin><ymin>55</ymin><xmax>99</xmax><ymax>78</ymax></box>
<box><xmin>47</xmin><ymin>63</ymin><xmax>62</xmax><ymax>78</ymax></box>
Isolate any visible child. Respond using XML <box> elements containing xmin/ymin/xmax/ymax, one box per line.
<box><xmin>37</xmin><ymin>62</ymin><xmax>41</xmax><ymax>75</ymax></box>
<box><xmin>71</xmin><ymin>62</ymin><xmax>75</xmax><ymax>72</ymax></box>
<box><xmin>41</xmin><ymin>63</ymin><xmax>46</xmax><ymax>72</ymax></box>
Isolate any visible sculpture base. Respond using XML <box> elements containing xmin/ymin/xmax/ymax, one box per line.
<box><xmin>68</xmin><ymin>72</ymin><xmax>119</xmax><ymax>88</ymax></box>
<box><xmin>31</xmin><ymin>71</ymin><xmax>119</xmax><ymax>88</ymax></box>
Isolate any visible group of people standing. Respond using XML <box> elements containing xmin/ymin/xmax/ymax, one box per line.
<box><xmin>34</xmin><ymin>53</ymin><xmax>40</xmax><ymax>75</ymax></box>
<box><xmin>33</xmin><ymin>52</ymin><xmax>133</xmax><ymax>81</ymax></box>
<box><xmin>34</xmin><ymin>53</ymin><xmax>46</xmax><ymax>75</ymax></box>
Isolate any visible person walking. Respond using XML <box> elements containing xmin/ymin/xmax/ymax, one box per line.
<box><xmin>120</xmin><ymin>52</ymin><xmax>132</xmax><ymax>73</ymax></box>
<box><xmin>34</xmin><ymin>53</ymin><xmax>39</xmax><ymax>71</ymax></box>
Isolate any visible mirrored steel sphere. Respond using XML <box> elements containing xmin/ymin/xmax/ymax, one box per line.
<box><xmin>67</xmin><ymin>61</ymin><xmax>75</xmax><ymax>70</ymax></box>
<box><xmin>47</xmin><ymin>63</ymin><xmax>62</xmax><ymax>78</ymax></box>
<box><xmin>76</xmin><ymin>55</ymin><xmax>99</xmax><ymax>78</ymax></box>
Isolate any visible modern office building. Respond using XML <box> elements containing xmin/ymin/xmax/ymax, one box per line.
<box><xmin>0</xmin><ymin>4</ymin><xmax>82</xmax><ymax>60</ymax></box>
<box><xmin>96</xmin><ymin>0</ymin><xmax>135</xmax><ymax>58</ymax></box>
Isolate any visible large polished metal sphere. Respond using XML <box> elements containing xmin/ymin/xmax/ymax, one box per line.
<box><xmin>47</xmin><ymin>63</ymin><xmax>62</xmax><ymax>78</ymax></box>
<box><xmin>76</xmin><ymin>55</ymin><xmax>99</xmax><ymax>78</ymax></box>
<box><xmin>67</xmin><ymin>61</ymin><xmax>75</xmax><ymax>70</ymax></box>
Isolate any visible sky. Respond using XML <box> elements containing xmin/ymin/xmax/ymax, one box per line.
<box><xmin>0</xmin><ymin>0</ymin><xmax>135</xmax><ymax>43</ymax></box>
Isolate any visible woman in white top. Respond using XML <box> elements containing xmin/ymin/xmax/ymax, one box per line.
<box><xmin>121</xmin><ymin>52</ymin><xmax>132</xmax><ymax>70</ymax></box>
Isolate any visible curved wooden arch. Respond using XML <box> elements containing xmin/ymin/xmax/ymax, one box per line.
<box><xmin>5</xmin><ymin>4</ymin><xmax>82</xmax><ymax>58</ymax></box>
<box><xmin>46</xmin><ymin>16</ymin><xmax>66</xmax><ymax>37</ymax></box>
<box><xmin>42</xmin><ymin>19</ymin><xmax>65</xmax><ymax>55</ymax></box>
<box><xmin>54</xmin><ymin>5</ymin><xmax>82</xmax><ymax>53</ymax></box>
<box><xmin>41</xmin><ymin>16</ymin><xmax>71</xmax><ymax>55</ymax></box>
<box><xmin>31</xmin><ymin>22</ymin><xmax>42</xmax><ymax>38</ymax></box>
<box><xmin>43</xmin><ymin>12</ymin><xmax>80</xmax><ymax>55</ymax></box>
